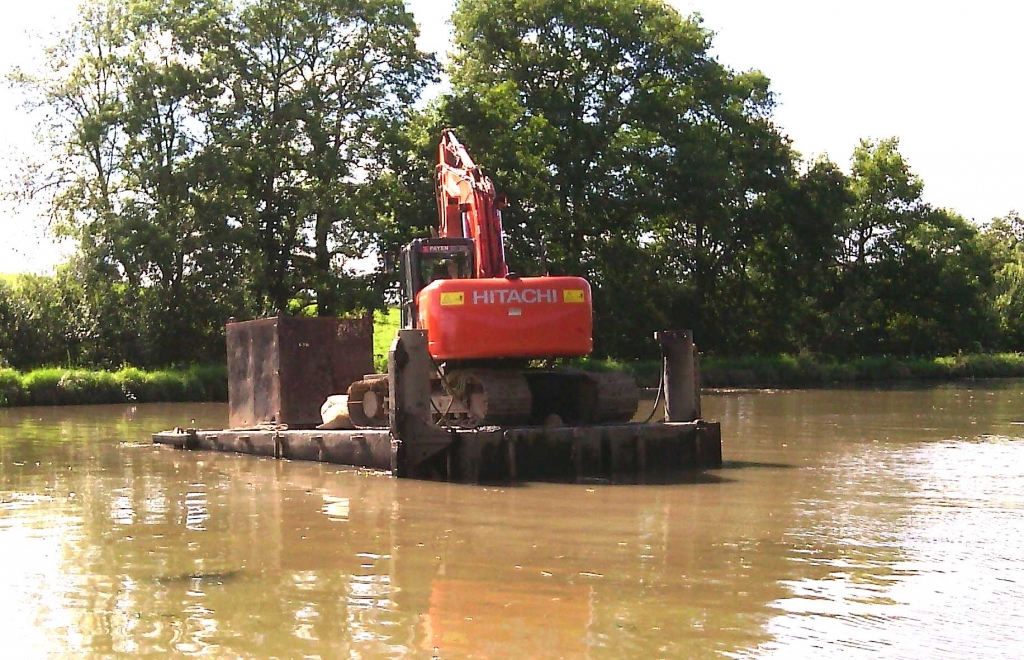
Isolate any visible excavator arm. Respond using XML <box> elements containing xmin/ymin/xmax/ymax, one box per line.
<box><xmin>436</xmin><ymin>129</ymin><xmax>509</xmax><ymax>279</ymax></box>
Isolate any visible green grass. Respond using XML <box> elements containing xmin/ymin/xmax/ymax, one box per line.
<box><xmin>699</xmin><ymin>353</ymin><xmax>1024</xmax><ymax>388</ymax></box>
<box><xmin>373</xmin><ymin>307</ymin><xmax>402</xmax><ymax>373</ymax></box>
<box><xmin>0</xmin><ymin>365</ymin><xmax>227</xmax><ymax>407</ymax></box>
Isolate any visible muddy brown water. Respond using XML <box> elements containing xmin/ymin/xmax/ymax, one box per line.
<box><xmin>2</xmin><ymin>383</ymin><xmax>1024</xmax><ymax>659</ymax></box>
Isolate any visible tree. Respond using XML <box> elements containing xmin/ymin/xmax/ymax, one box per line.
<box><xmin>742</xmin><ymin>157</ymin><xmax>853</xmax><ymax>354</ymax></box>
<box><xmin>443</xmin><ymin>0</ymin><xmax>793</xmax><ymax>356</ymax></box>
<box><xmin>0</xmin><ymin>271</ymin><xmax>87</xmax><ymax>369</ymax></box>
<box><xmin>844</xmin><ymin>137</ymin><xmax>927</xmax><ymax>266</ymax></box>
<box><xmin>13</xmin><ymin>0</ymin><xmax>246</xmax><ymax>366</ymax></box>
<box><xmin>825</xmin><ymin>139</ymin><xmax>994</xmax><ymax>355</ymax></box>
<box><xmin>983</xmin><ymin>211</ymin><xmax>1024</xmax><ymax>348</ymax></box>
<box><xmin>213</xmin><ymin>0</ymin><xmax>437</xmax><ymax>315</ymax></box>
<box><xmin>13</xmin><ymin>0</ymin><xmax>436</xmax><ymax>367</ymax></box>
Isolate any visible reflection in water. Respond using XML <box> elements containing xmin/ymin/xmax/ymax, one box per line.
<box><xmin>421</xmin><ymin>579</ymin><xmax>593</xmax><ymax>657</ymax></box>
<box><xmin>750</xmin><ymin>437</ymin><xmax>1024</xmax><ymax>659</ymax></box>
<box><xmin>1</xmin><ymin>386</ymin><xmax>1024</xmax><ymax>658</ymax></box>
<box><xmin>184</xmin><ymin>488</ymin><xmax>209</xmax><ymax>532</ymax></box>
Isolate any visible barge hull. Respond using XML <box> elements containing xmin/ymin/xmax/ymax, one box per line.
<box><xmin>152</xmin><ymin>428</ymin><xmax>396</xmax><ymax>470</ymax></box>
<box><xmin>152</xmin><ymin>420</ymin><xmax>721</xmax><ymax>484</ymax></box>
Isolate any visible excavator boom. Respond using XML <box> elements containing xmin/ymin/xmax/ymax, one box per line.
<box><xmin>436</xmin><ymin>129</ymin><xmax>508</xmax><ymax>279</ymax></box>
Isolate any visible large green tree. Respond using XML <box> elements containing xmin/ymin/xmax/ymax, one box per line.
<box><xmin>982</xmin><ymin>211</ymin><xmax>1024</xmax><ymax>348</ymax></box>
<box><xmin>443</xmin><ymin>0</ymin><xmax>793</xmax><ymax>356</ymax></box>
<box><xmin>14</xmin><ymin>0</ymin><xmax>435</xmax><ymax>367</ymax></box>
<box><xmin>214</xmin><ymin>0</ymin><xmax>436</xmax><ymax>315</ymax></box>
<box><xmin>14</xmin><ymin>0</ymin><xmax>244</xmax><ymax>366</ymax></box>
<box><xmin>741</xmin><ymin>157</ymin><xmax>853</xmax><ymax>353</ymax></box>
<box><xmin>824</xmin><ymin>139</ymin><xmax>994</xmax><ymax>355</ymax></box>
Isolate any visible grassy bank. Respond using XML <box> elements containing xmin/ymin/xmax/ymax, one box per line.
<box><xmin>0</xmin><ymin>365</ymin><xmax>227</xmax><ymax>407</ymax></box>
<box><xmin>575</xmin><ymin>353</ymin><xmax>1024</xmax><ymax>389</ymax></box>
<box><xmin>4</xmin><ymin>310</ymin><xmax>1024</xmax><ymax>408</ymax></box>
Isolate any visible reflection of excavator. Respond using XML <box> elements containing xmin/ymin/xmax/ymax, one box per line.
<box><xmin>347</xmin><ymin>130</ymin><xmax>638</xmax><ymax>428</ymax></box>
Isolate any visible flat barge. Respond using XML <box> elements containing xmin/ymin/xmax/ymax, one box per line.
<box><xmin>153</xmin><ymin>318</ymin><xmax>721</xmax><ymax>483</ymax></box>
<box><xmin>153</xmin><ymin>419</ymin><xmax>721</xmax><ymax>483</ymax></box>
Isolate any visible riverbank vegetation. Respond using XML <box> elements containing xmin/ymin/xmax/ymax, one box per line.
<box><xmin>2</xmin><ymin>0</ymin><xmax>1021</xmax><ymax>383</ymax></box>
<box><xmin>581</xmin><ymin>353</ymin><xmax>1024</xmax><ymax>389</ymax></box>
<box><xmin>4</xmin><ymin>352</ymin><xmax>1024</xmax><ymax>409</ymax></box>
<box><xmin>0</xmin><ymin>366</ymin><xmax>226</xmax><ymax>407</ymax></box>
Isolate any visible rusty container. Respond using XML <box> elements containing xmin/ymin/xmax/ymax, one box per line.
<box><xmin>226</xmin><ymin>315</ymin><xmax>374</xmax><ymax>429</ymax></box>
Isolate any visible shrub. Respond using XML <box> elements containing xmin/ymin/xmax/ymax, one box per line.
<box><xmin>0</xmin><ymin>368</ymin><xmax>23</xmax><ymax>406</ymax></box>
<box><xmin>20</xmin><ymin>368</ymin><xmax>66</xmax><ymax>406</ymax></box>
<box><xmin>0</xmin><ymin>365</ymin><xmax>228</xmax><ymax>407</ymax></box>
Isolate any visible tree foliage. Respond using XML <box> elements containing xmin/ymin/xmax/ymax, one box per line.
<box><xmin>2</xmin><ymin>0</ymin><xmax>1019</xmax><ymax>371</ymax></box>
<box><xmin>11</xmin><ymin>0</ymin><xmax>435</xmax><ymax>366</ymax></box>
<box><xmin>215</xmin><ymin>0</ymin><xmax>436</xmax><ymax>315</ymax></box>
<box><xmin>983</xmin><ymin>212</ymin><xmax>1024</xmax><ymax>346</ymax></box>
<box><xmin>442</xmin><ymin>0</ymin><xmax>793</xmax><ymax>356</ymax></box>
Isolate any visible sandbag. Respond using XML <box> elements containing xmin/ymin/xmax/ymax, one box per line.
<box><xmin>318</xmin><ymin>394</ymin><xmax>355</xmax><ymax>430</ymax></box>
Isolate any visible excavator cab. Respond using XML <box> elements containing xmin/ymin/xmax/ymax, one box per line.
<box><xmin>400</xmin><ymin>237</ymin><xmax>475</xmax><ymax>329</ymax></box>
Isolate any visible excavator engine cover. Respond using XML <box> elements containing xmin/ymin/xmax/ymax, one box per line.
<box><xmin>418</xmin><ymin>276</ymin><xmax>593</xmax><ymax>360</ymax></box>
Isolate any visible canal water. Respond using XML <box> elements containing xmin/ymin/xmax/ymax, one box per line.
<box><xmin>2</xmin><ymin>382</ymin><xmax>1024</xmax><ymax>658</ymax></box>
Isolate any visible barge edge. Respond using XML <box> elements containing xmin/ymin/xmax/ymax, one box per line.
<box><xmin>151</xmin><ymin>420</ymin><xmax>721</xmax><ymax>484</ymax></box>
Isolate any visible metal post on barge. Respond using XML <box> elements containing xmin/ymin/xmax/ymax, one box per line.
<box><xmin>655</xmin><ymin>329</ymin><xmax>699</xmax><ymax>423</ymax></box>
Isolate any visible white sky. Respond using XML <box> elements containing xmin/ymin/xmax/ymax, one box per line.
<box><xmin>1</xmin><ymin>0</ymin><xmax>1021</xmax><ymax>273</ymax></box>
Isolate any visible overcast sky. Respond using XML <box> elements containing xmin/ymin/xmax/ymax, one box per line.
<box><xmin>1</xmin><ymin>0</ymin><xmax>1021</xmax><ymax>273</ymax></box>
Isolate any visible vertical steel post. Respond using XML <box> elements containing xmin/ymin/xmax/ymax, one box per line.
<box><xmin>389</xmin><ymin>329</ymin><xmax>453</xmax><ymax>477</ymax></box>
<box><xmin>655</xmin><ymin>330</ymin><xmax>698</xmax><ymax>423</ymax></box>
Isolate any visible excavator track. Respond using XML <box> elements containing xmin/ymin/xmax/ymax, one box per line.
<box><xmin>587</xmin><ymin>371</ymin><xmax>642</xmax><ymax>423</ymax></box>
<box><xmin>346</xmin><ymin>366</ymin><xmax>638</xmax><ymax>429</ymax></box>
<box><xmin>524</xmin><ymin>369</ymin><xmax>639</xmax><ymax>425</ymax></box>
<box><xmin>440</xmin><ymin>369</ymin><xmax>533</xmax><ymax>427</ymax></box>
<box><xmin>345</xmin><ymin>369</ymin><xmax>533</xmax><ymax>429</ymax></box>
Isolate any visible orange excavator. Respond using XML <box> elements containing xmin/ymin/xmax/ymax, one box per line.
<box><xmin>346</xmin><ymin>130</ymin><xmax>638</xmax><ymax>427</ymax></box>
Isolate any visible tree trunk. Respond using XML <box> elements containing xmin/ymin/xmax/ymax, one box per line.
<box><xmin>315</xmin><ymin>210</ymin><xmax>335</xmax><ymax>317</ymax></box>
